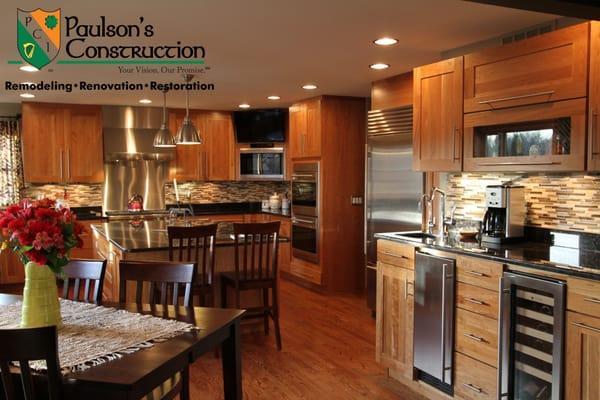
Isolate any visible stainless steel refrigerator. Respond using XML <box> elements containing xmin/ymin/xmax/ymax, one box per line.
<box><xmin>365</xmin><ymin>106</ymin><xmax>424</xmax><ymax>313</ymax></box>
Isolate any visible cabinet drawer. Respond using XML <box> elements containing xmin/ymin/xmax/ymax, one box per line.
<box><xmin>455</xmin><ymin>353</ymin><xmax>497</xmax><ymax>400</ymax></box>
<box><xmin>377</xmin><ymin>240</ymin><xmax>414</xmax><ymax>269</ymax></box>
<box><xmin>464</xmin><ymin>22</ymin><xmax>588</xmax><ymax>113</ymax></box>
<box><xmin>456</xmin><ymin>256</ymin><xmax>502</xmax><ymax>291</ymax></box>
<box><xmin>457</xmin><ymin>282</ymin><xmax>499</xmax><ymax>319</ymax></box>
<box><xmin>456</xmin><ymin>308</ymin><xmax>498</xmax><ymax>367</ymax></box>
<box><xmin>567</xmin><ymin>276</ymin><xmax>600</xmax><ymax>319</ymax></box>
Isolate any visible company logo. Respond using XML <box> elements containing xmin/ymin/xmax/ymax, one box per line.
<box><xmin>17</xmin><ymin>8</ymin><xmax>61</xmax><ymax>70</ymax></box>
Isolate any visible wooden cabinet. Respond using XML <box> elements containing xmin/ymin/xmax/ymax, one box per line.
<box><xmin>413</xmin><ymin>57</ymin><xmax>463</xmax><ymax>171</ymax></box>
<box><xmin>464</xmin><ymin>23</ymin><xmax>588</xmax><ymax>114</ymax></box>
<box><xmin>455</xmin><ymin>352</ymin><xmax>498</xmax><ymax>400</ymax></box>
<box><xmin>22</xmin><ymin>103</ymin><xmax>104</xmax><ymax>183</ymax></box>
<box><xmin>371</xmin><ymin>72</ymin><xmax>413</xmax><ymax>110</ymax></box>
<box><xmin>566</xmin><ymin>311</ymin><xmax>600</xmax><ymax>400</ymax></box>
<box><xmin>288</xmin><ymin>98</ymin><xmax>321</xmax><ymax>159</ymax></box>
<box><xmin>169</xmin><ymin>110</ymin><xmax>235</xmax><ymax>181</ymax></box>
<box><xmin>0</xmin><ymin>249</ymin><xmax>24</xmax><ymax>284</ymax></box>
<box><xmin>70</xmin><ymin>219</ymin><xmax>104</xmax><ymax>260</ymax></box>
<box><xmin>376</xmin><ymin>261</ymin><xmax>414</xmax><ymax>378</ymax></box>
<box><xmin>589</xmin><ymin>21</ymin><xmax>600</xmax><ymax>171</ymax></box>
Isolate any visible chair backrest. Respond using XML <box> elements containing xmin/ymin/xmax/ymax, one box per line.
<box><xmin>60</xmin><ymin>259</ymin><xmax>107</xmax><ymax>303</ymax></box>
<box><xmin>233</xmin><ymin>222</ymin><xmax>280</xmax><ymax>281</ymax></box>
<box><xmin>167</xmin><ymin>224</ymin><xmax>218</xmax><ymax>287</ymax></box>
<box><xmin>0</xmin><ymin>326</ymin><xmax>61</xmax><ymax>400</ymax></box>
<box><xmin>118</xmin><ymin>261</ymin><xmax>197</xmax><ymax>307</ymax></box>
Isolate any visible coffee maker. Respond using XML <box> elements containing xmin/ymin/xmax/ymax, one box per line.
<box><xmin>481</xmin><ymin>184</ymin><xmax>525</xmax><ymax>244</ymax></box>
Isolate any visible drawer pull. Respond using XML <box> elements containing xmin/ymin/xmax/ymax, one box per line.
<box><xmin>379</xmin><ymin>251</ymin><xmax>409</xmax><ymax>260</ymax></box>
<box><xmin>584</xmin><ymin>297</ymin><xmax>600</xmax><ymax>305</ymax></box>
<box><xmin>464</xmin><ymin>270</ymin><xmax>486</xmax><ymax>277</ymax></box>
<box><xmin>463</xmin><ymin>333</ymin><xmax>484</xmax><ymax>342</ymax></box>
<box><xmin>571</xmin><ymin>322</ymin><xmax>600</xmax><ymax>334</ymax></box>
<box><xmin>465</xmin><ymin>297</ymin><xmax>486</xmax><ymax>305</ymax></box>
<box><xmin>478</xmin><ymin>90</ymin><xmax>555</xmax><ymax>105</ymax></box>
<box><xmin>462</xmin><ymin>383</ymin><xmax>483</xmax><ymax>393</ymax></box>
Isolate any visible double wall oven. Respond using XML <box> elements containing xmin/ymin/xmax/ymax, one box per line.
<box><xmin>291</xmin><ymin>162</ymin><xmax>319</xmax><ymax>264</ymax></box>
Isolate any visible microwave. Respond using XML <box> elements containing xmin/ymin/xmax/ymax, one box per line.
<box><xmin>239</xmin><ymin>147</ymin><xmax>285</xmax><ymax>180</ymax></box>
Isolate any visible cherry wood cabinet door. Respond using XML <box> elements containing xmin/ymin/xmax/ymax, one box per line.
<box><xmin>413</xmin><ymin>57</ymin><xmax>463</xmax><ymax>171</ymax></box>
<box><xmin>464</xmin><ymin>23</ymin><xmax>588</xmax><ymax>114</ymax></box>
<box><xmin>589</xmin><ymin>21</ymin><xmax>600</xmax><ymax>172</ymax></box>
<box><xmin>22</xmin><ymin>102</ymin><xmax>66</xmax><ymax>183</ymax></box>
<box><xmin>566</xmin><ymin>311</ymin><xmax>600</xmax><ymax>400</ymax></box>
<box><xmin>64</xmin><ymin>105</ymin><xmax>104</xmax><ymax>183</ymax></box>
<box><xmin>169</xmin><ymin>111</ymin><xmax>204</xmax><ymax>181</ymax></box>
<box><xmin>375</xmin><ymin>261</ymin><xmax>414</xmax><ymax>378</ymax></box>
<box><xmin>303</xmin><ymin>98</ymin><xmax>321</xmax><ymax>158</ymax></box>
<box><xmin>0</xmin><ymin>249</ymin><xmax>24</xmax><ymax>284</ymax></box>
<box><xmin>203</xmin><ymin>112</ymin><xmax>235</xmax><ymax>181</ymax></box>
<box><xmin>288</xmin><ymin>102</ymin><xmax>306</xmax><ymax>159</ymax></box>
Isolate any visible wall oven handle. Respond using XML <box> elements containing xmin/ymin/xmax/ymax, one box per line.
<box><xmin>292</xmin><ymin>217</ymin><xmax>315</xmax><ymax>225</ymax></box>
<box><xmin>571</xmin><ymin>321</ymin><xmax>600</xmax><ymax>334</ymax></box>
<box><xmin>478</xmin><ymin>90</ymin><xmax>555</xmax><ymax>105</ymax></box>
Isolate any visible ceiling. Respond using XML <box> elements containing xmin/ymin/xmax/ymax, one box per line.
<box><xmin>0</xmin><ymin>0</ymin><xmax>557</xmax><ymax>110</ymax></box>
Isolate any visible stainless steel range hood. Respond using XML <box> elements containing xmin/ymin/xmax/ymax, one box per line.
<box><xmin>102</xmin><ymin>106</ymin><xmax>175</xmax><ymax>214</ymax></box>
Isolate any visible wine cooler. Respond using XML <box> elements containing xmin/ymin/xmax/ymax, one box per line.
<box><xmin>499</xmin><ymin>272</ymin><xmax>566</xmax><ymax>400</ymax></box>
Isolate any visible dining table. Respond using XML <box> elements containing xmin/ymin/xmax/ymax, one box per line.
<box><xmin>0</xmin><ymin>294</ymin><xmax>245</xmax><ymax>400</ymax></box>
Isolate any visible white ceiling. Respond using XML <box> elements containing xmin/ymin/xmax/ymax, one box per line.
<box><xmin>0</xmin><ymin>0</ymin><xmax>557</xmax><ymax>110</ymax></box>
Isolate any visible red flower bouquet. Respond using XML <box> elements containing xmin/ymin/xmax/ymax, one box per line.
<box><xmin>0</xmin><ymin>198</ymin><xmax>84</xmax><ymax>273</ymax></box>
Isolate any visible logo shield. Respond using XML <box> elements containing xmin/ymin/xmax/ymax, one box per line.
<box><xmin>17</xmin><ymin>8</ymin><xmax>61</xmax><ymax>70</ymax></box>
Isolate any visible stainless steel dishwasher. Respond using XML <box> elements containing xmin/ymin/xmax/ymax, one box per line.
<box><xmin>413</xmin><ymin>251</ymin><xmax>455</xmax><ymax>394</ymax></box>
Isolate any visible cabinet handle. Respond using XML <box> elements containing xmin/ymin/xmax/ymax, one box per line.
<box><xmin>465</xmin><ymin>297</ymin><xmax>486</xmax><ymax>305</ymax></box>
<box><xmin>59</xmin><ymin>149</ymin><xmax>64</xmax><ymax>181</ymax></box>
<box><xmin>452</xmin><ymin>125</ymin><xmax>460</xmax><ymax>161</ymax></box>
<box><xmin>584</xmin><ymin>297</ymin><xmax>600</xmax><ymax>305</ymax></box>
<box><xmin>571</xmin><ymin>322</ymin><xmax>600</xmax><ymax>334</ymax></box>
<box><xmin>478</xmin><ymin>90</ymin><xmax>555</xmax><ymax>105</ymax></box>
<box><xmin>463</xmin><ymin>333</ymin><xmax>484</xmax><ymax>342</ymax></box>
<box><xmin>464</xmin><ymin>270</ymin><xmax>486</xmax><ymax>277</ymax></box>
<box><xmin>204</xmin><ymin>152</ymin><xmax>208</xmax><ymax>180</ymax></box>
<box><xmin>462</xmin><ymin>383</ymin><xmax>483</xmax><ymax>393</ymax></box>
<box><xmin>379</xmin><ymin>251</ymin><xmax>409</xmax><ymax>260</ymax></box>
<box><xmin>478</xmin><ymin>161</ymin><xmax>560</xmax><ymax>166</ymax></box>
<box><xmin>66</xmin><ymin>149</ymin><xmax>71</xmax><ymax>181</ymax></box>
<box><xmin>592</xmin><ymin>110</ymin><xmax>599</xmax><ymax>156</ymax></box>
<box><xmin>404</xmin><ymin>278</ymin><xmax>408</xmax><ymax>300</ymax></box>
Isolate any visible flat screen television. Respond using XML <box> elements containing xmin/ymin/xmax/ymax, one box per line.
<box><xmin>233</xmin><ymin>109</ymin><xmax>287</xmax><ymax>143</ymax></box>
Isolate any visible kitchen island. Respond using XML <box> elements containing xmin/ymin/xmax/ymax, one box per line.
<box><xmin>91</xmin><ymin>219</ymin><xmax>289</xmax><ymax>305</ymax></box>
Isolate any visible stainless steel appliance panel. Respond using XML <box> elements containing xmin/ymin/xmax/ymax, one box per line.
<box><xmin>291</xmin><ymin>215</ymin><xmax>318</xmax><ymax>264</ymax></box>
<box><xmin>366</xmin><ymin>132</ymin><xmax>423</xmax><ymax>265</ymax></box>
<box><xmin>239</xmin><ymin>147</ymin><xmax>284</xmax><ymax>180</ymax></box>
<box><xmin>413</xmin><ymin>252</ymin><xmax>455</xmax><ymax>386</ymax></box>
<box><xmin>291</xmin><ymin>162</ymin><xmax>319</xmax><ymax>217</ymax></box>
<box><xmin>499</xmin><ymin>272</ymin><xmax>566</xmax><ymax>400</ymax></box>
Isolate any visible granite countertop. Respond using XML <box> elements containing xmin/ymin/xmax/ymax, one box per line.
<box><xmin>375</xmin><ymin>231</ymin><xmax>600</xmax><ymax>281</ymax></box>
<box><xmin>92</xmin><ymin>220</ymin><xmax>289</xmax><ymax>253</ymax></box>
<box><xmin>166</xmin><ymin>202</ymin><xmax>291</xmax><ymax>218</ymax></box>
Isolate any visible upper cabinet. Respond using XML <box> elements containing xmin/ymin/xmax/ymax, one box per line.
<box><xmin>22</xmin><ymin>102</ymin><xmax>104</xmax><ymax>183</ymax></box>
<box><xmin>589</xmin><ymin>22</ymin><xmax>600</xmax><ymax>172</ymax></box>
<box><xmin>413</xmin><ymin>57</ymin><xmax>463</xmax><ymax>172</ymax></box>
<box><xmin>464</xmin><ymin>23</ymin><xmax>588</xmax><ymax>113</ymax></box>
<box><xmin>169</xmin><ymin>110</ymin><xmax>235</xmax><ymax>182</ymax></box>
<box><xmin>288</xmin><ymin>98</ymin><xmax>321</xmax><ymax>159</ymax></box>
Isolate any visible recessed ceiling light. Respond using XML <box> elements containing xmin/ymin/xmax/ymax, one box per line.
<box><xmin>370</xmin><ymin>63</ymin><xmax>390</xmax><ymax>70</ymax></box>
<box><xmin>19</xmin><ymin>65</ymin><xmax>38</xmax><ymax>72</ymax></box>
<box><xmin>139</xmin><ymin>99</ymin><xmax>152</xmax><ymax>104</ymax></box>
<box><xmin>373</xmin><ymin>37</ymin><xmax>398</xmax><ymax>46</ymax></box>
<box><xmin>20</xmin><ymin>93</ymin><xmax>35</xmax><ymax>98</ymax></box>
<box><xmin>239</xmin><ymin>103</ymin><xmax>251</xmax><ymax>109</ymax></box>
<box><xmin>267</xmin><ymin>95</ymin><xmax>280</xmax><ymax>100</ymax></box>
<box><xmin>302</xmin><ymin>84</ymin><xmax>317</xmax><ymax>90</ymax></box>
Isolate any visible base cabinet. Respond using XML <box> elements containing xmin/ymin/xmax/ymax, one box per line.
<box><xmin>566</xmin><ymin>311</ymin><xmax>600</xmax><ymax>400</ymax></box>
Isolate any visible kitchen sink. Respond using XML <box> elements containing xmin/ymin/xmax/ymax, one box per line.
<box><xmin>387</xmin><ymin>231</ymin><xmax>437</xmax><ymax>241</ymax></box>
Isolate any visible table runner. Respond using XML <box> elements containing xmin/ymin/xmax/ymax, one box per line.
<box><xmin>0</xmin><ymin>299</ymin><xmax>198</xmax><ymax>374</ymax></box>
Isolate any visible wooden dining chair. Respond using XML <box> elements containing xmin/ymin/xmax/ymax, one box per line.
<box><xmin>59</xmin><ymin>259</ymin><xmax>107</xmax><ymax>303</ymax></box>
<box><xmin>220</xmin><ymin>221</ymin><xmax>282</xmax><ymax>350</ymax></box>
<box><xmin>118</xmin><ymin>261</ymin><xmax>197</xmax><ymax>307</ymax></box>
<box><xmin>0</xmin><ymin>326</ymin><xmax>61</xmax><ymax>400</ymax></box>
<box><xmin>167</xmin><ymin>224</ymin><xmax>218</xmax><ymax>307</ymax></box>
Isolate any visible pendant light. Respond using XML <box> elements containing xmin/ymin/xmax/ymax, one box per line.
<box><xmin>153</xmin><ymin>89</ymin><xmax>176</xmax><ymax>148</ymax></box>
<box><xmin>175</xmin><ymin>74</ymin><xmax>201</xmax><ymax>145</ymax></box>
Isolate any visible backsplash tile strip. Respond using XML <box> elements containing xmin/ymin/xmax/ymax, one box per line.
<box><xmin>21</xmin><ymin>181</ymin><xmax>290</xmax><ymax>208</ymax></box>
<box><xmin>443</xmin><ymin>173</ymin><xmax>600</xmax><ymax>234</ymax></box>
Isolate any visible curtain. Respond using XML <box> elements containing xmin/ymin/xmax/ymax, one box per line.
<box><xmin>0</xmin><ymin>118</ymin><xmax>23</xmax><ymax>206</ymax></box>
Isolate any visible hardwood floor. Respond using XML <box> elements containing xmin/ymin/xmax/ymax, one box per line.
<box><xmin>190</xmin><ymin>279</ymin><xmax>425</xmax><ymax>400</ymax></box>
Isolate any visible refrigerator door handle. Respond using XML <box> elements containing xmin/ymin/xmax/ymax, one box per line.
<box><xmin>498</xmin><ymin>277</ymin><xmax>511</xmax><ymax>398</ymax></box>
<box><xmin>440</xmin><ymin>262</ymin><xmax>454</xmax><ymax>384</ymax></box>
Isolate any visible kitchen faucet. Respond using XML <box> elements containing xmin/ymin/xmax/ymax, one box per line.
<box><xmin>420</xmin><ymin>187</ymin><xmax>455</xmax><ymax>238</ymax></box>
